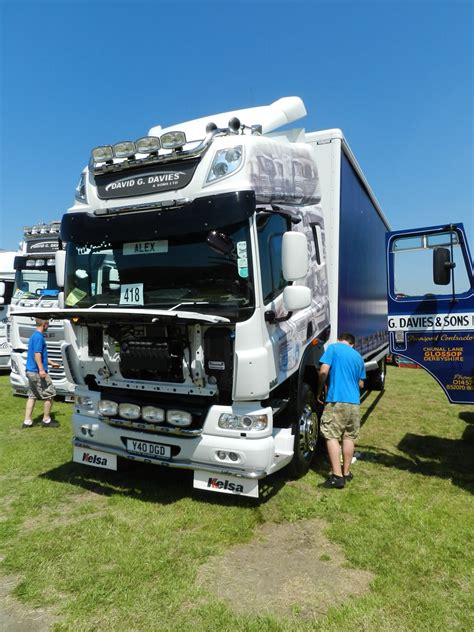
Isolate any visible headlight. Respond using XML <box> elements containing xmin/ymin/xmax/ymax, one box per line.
<box><xmin>136</xmin><ymin>136</ymin><xmax>161</xmax><ymax>154</ymax></box>
<box><xmin>92</xmin><ymin>145</ymin><xmax>113</xmax><ymax>163</ymax></box>
<box><xmin>142</xmin><ymin>406</ymin><xmax>165</xmax><ymax>423</ymax></box>
<box><xmin>75</xmin><ymin>395</ymin><xmax>95</xmax><ymax>411</ymax></box>
<box><xmin>113</xmin><ymin>141</ymin><xmax>136</xmax><ymax>159</ymax></box>
<box><xmin>10</xmin><ymin>357</ymin><xmax>20</xmax><ymax>374</ymax></box>
<box><xmin>206</xmin><ymin>146</ymin><xmax>243</xmax><ymax>183</ymax></box>
<box><xmin>160</xmin><ymin>131</ymin><xmax>186</xmax><ymax>149</ymax></box>
<box><xmin>167</xmin><ymin>410</ymin><xmax>192</xmax><ymax>427</ymax></box>
<box><xmin>118</xmin><ymin>403</ymin><xmax>141</xmax><ymax>420</ymax></box>
<box><xmin>218</xmin><ymin>413</ymin><xmax>268</xmax><ymax>431</ymax></box>
<box><xmin>98</xmin><ymin>400</ymin><xmax>118</xmax><ymax>416</ymax></box>
<box><xmin>75</xmin><ymin>171</ymin><xmax>87</xmax><ymax>202</ymax></box>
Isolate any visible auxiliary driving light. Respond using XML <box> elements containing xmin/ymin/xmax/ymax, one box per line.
<box><xmin>46</xmin><ymin>258</ymin><xmax>56</xmax><ymax>266</ymax></box>
<box><xmin>118</xmin><ymin>403</ymin><xmax>141</xmax><ymax>420</ymax></box>
<box><xmin>35</xmin><ymin>259</ymin><xmax>45</xmax><ymax>267</ymax></box>
<box><xmin>92</xmin><ymin>145</ymin><xmax>114</xmax><ymax>163</ymax></box>
<box><xmin>113</xmin><ymin>141</ymin><xmax>136</xmax><ymax>159</ymax></box>
<box><xmin>160</xmin><ymin>131</ymin><xmax>187</xmax><ymax>150</ymax></box>
<box><xmin>75</xmin><ymin>395</ymin><xmax>95</xmax><ymax>411</ymax></box>
<box><xmin>26</xmin><ymin>260</ymin><xmax>35</xmax><ymax>267</ymax></box>
<box><xmin>98</xmin><ymin>400</ymin><xmax>118</xmax><ymax>416</ymax></box>
<box><xmin>136</xmin><ymin>136</ymin><xmax>161</xmax><ymax>154</ymax></box>
<box><xmin>141</xmin><ymin>406</ymin><xmax>165</xmax><ymax>424</ymax></box>
<box><xmin>167</xmin><ymin>410</ymin><xmax>192</xmax><ymax>427</ymax></box>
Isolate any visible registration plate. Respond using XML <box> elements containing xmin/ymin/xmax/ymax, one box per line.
<box><xmin>126</xmin><ymin>439</ymin><xmax>171</xmax><ymax>459</ymax></box>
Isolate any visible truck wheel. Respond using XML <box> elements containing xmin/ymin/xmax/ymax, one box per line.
<box><xmin>288</xmin><ymin>382</ymin><xmax>319</xmax><ymax>478</ymax></box>
<box><xmin>367</xmin><ymin>358</ymin><xmax>386</xmax><ymax>391</ymax></box>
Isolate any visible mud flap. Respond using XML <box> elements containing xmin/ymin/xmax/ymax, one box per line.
<box><xmin>193</xmin><ymin>470</ymin><xmax>259</xmax><ymax>497</ymax></box>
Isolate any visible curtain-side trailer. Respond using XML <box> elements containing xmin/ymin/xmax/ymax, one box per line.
<box><xmin>17</xmin><ymin>97</ymin><xmax>389</xmax><ymax>497</ymax></box>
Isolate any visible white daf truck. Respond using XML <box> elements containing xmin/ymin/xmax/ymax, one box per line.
<box><xmin>0</xmin><ymin>251</ymin><xmax>16</xmax><ymax>369</ymax></box>
<box><xmin>23</xmin><ymin>97</ymin><xmax>389</xmax><ymax>497</ymax></box>
<box><xmin>8</xmin><ymin>222</ymin><xmax>75</xmax><ymax>400</ymax></box>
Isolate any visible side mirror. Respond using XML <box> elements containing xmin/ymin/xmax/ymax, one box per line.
<box><xmin>0</xmin><ymin>281</ymin><xmax>5</xmax><ymax>297</ymax></box>
<box><xmin>282</xmin><ymin>232</ymin><xmax>309</xmax><ymax>281</ymax></box>
<box><xmin>433</xmin><ymin>247</ymin><xmax>454</xmax><ymax>285</ymax></box>
<box><xmin>283</xmin><ymin>285</ymin><xmax>311</xmax><ymax>311</ymax></box>
<box><xmin>55</xmin><ymin>250</ymin><xmax>66</xmax><ymax>288</ymax></box>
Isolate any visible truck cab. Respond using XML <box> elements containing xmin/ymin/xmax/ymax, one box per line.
<box><xmin>387</xmin><ymin>223</ymin><xmax>473</xmax><ymax>404</ymax></box>
<box><xmin>0</xmin><ymin>251</ymin><xmax>16</xmax><ymax>370</ymax></box>
<box><xmin>9</xmin><ymin>223</ymin><xmax>75</xmax><ymax>401</ymax></box>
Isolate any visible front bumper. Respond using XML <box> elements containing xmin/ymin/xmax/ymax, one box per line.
<box><xmin>72</xmin><ymin>409</ymin><xmax>295</xmax><ymax>479</ymax></box>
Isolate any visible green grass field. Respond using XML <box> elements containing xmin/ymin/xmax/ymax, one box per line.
<box><xmin>0</xmin><ymin>368</ymin><xmax>473</xmax><ymax>631</ymax></box>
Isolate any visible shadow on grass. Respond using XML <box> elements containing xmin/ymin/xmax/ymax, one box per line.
<box><xmin>356</xmin><ymin>426</ymin><xmax>474</xmax><ymax>495</ymax></box>
<box><xmin>40</xmin><ymin>458</ymin><xmax>286</xmax><ymax>507</ymax></box>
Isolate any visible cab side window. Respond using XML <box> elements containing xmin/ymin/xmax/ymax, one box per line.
<box><xmin>257</xmin><ymin>214</ymin><xmax>289</xmax><ymax>304</ymax></box>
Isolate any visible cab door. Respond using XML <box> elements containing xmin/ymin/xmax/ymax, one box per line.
<box><xmin>386</xmin><ymin>223</ymin><xmax>473</xmax><ymax>404</ymax></box>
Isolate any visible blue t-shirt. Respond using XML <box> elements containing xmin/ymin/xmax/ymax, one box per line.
<box><xmin>26</xmin><ymin>330</ymin><xmax>48</xmax><ymax>373</ymax></box>
<box><xmin>320</xmin><ymin>342</ymin><xmax>366</xmax><ymax>404</ymax></box>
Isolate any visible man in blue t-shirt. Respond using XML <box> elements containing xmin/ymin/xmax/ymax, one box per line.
<box><xmin>22</xmin><ymin>318</ymin><xmax>60</xmax><ymax>428</ymax></box>
<box><xmin>316</xmin><ymin>333</ymin><xmax>366</xmax><ymax>489</ymax></box>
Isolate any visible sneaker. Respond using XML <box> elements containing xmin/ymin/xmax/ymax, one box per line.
<box><xmin>41</xmin><ymin>419</ymin><xmax>59</xmax><ymax>428</ymax></box>
<box><xmin>22</xmin><ymin>420</ymin><xmax>33</xmax><ymax>428</ymax></box>
<box><xmin>318</xmin><ymin>474</ymin><xmax>345</xmax><ymax>489</ymax></box>
<box><xmin>344</xmin><ymin>472</ymin><xmax>354</xmax><ymax>482</ymax></box>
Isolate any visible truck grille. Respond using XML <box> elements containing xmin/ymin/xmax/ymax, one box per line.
<box><xmin>46</xmin><ymin>342</ymin><xmax>66</xmax><ymax>382</ymax></box>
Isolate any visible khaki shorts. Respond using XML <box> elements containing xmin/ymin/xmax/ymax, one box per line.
<box><xmin>320</xmin><ymin>402</ymin><xmax>361</xmax><ymax>441</ymax></box>
<box><xmin>26</xmin><ymin>371</ymin><xmax>56</xmax><ymax>400</ymax></box>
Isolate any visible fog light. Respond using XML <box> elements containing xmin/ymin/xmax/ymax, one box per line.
<box><xmin>118</xmin><ymin>403</ymin><xmax>141</xmax><ymax>420</ymax></box>
<box><xmin>98</xmin><ymin>400</ymin><xmax>118</xmax><ymax>416</ymax></box>
<box><xmin>92</xmin><ymin>145</ymin><xmax>114</xmax><ymax>163</ymax></box>
<box><xmin>167</xmin><ymin>410</ymin><xmax>192</xmax><ymax>427</ymax></box>
<box><xmin>142</xmin><ymin>406</ymin><xmax>165</xmax><ymax>423</ymax></box>
<box><xmin>216</xmin><ymin>450</ymin><xmax>227</xmax><ymax>460</ymax></box>
<box><xmin>160</xmin><ymin>131</ymin><xmax>186</xmax><ymax>149</ymax></box>
<box><xmin>75</xmin><ymin>395</ymin><xmax>95</xmax><ymax>411</ymax></box>
<box><xmin>113</xmin><ymin>141</ymin><xmax>136</xmax><ymax>159</ymax></box>
<box><xmin>228</xmin><ymin>452</ymin><xmax>239</xmax><ymax>462</ymax></box>
<box><xmin>136</xmin><ymin>136</ymin><xmax>161</xmax><ymax>154</ymax></box>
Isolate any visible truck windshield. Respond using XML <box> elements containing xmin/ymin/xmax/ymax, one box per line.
<box><xmin>64</xmin><ymin>220</ymin><xmax>254</xmax><ymax>321</ymax></box>
<box><xmin>14</xmin><ymin>269</ymin><xmax>59</xmax><ymax>300</ymax></box>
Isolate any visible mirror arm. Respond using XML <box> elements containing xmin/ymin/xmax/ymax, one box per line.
<box><xmin>448</xmin><ymin>225</ymin><xmax>458</xmax><ymax>304</ymax></box>
<box><xmin>264</xmin><ymin>309</ymin><xmax>293</xmax><ymax>324</ymax></box>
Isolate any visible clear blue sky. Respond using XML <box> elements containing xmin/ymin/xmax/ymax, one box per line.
<box><xmin>0</xmin><ymin>0</ymin><xmax>472</xmax><ymax>252</ymax></box>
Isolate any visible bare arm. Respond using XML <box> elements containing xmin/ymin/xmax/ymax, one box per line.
<box><xmin>317</xmin><ymin>364</ymin><xmax>330</xmax><ymax>404</ymax></box>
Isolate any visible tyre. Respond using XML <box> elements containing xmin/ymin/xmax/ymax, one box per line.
<box><xmin>367</xmin><ymin>357</ymin><xmax>386</xmax><ymax>391</ymax></box>
<box><xmin>288</xmin><ymin>382</ymin><xmax>319</xmax><ymax>478</ymax></box>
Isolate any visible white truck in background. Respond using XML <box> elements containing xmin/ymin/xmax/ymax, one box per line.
<box><xmin>0</xmin><ymin>251</ymin><xmax>17</xmax><ymax>369</ymax></box>
<box><xmin>22</xmin><ymin>97</ymin><xmax>389</xmax><ymax>497</ymax></box>
<box><xmin>8</xmin><ymin>222</ymin><xmax>75</xmax><ymax>401</ymax></box>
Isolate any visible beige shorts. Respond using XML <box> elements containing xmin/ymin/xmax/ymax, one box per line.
<box><xmin>27</xmin><ymin>372</ymin><xmax>56</xmax><ymax>400</ymax></box>
<box><xmin>320</xmin><ymin>402</ymin><xmax>361</xmax><ymax>441</ymax></box>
